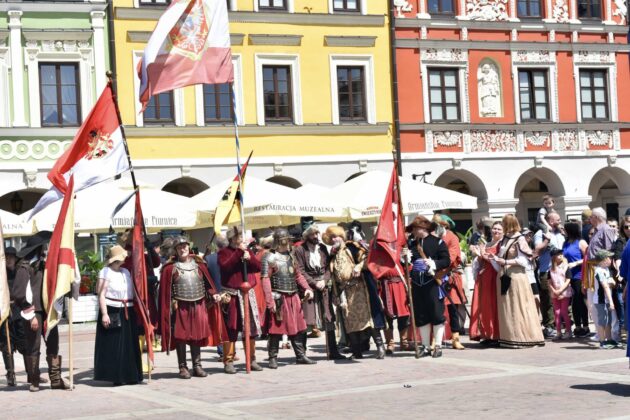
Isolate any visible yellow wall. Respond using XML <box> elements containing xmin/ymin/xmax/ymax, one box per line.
<box><xmin>113</xmin><ymin>0</ymin><xmax>394</xmax><ymax>160</ymax></box>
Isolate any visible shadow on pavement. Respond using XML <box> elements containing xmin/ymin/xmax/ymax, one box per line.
<box><xmin>571</xmin><ymin>383</ymin><xmax>630</xmax><ymax>397</ymax></box>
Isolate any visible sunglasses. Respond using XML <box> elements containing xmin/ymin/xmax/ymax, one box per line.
<box><xmin>624</xmin><ymin>225</ymin><xmax>630</xmax><ymax>229</ymax></box>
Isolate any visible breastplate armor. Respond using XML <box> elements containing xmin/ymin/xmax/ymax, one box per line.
<box><xmin>172</xmin><ymin>260</ymin><xmax>205</xmax><ymax>301</ymax></box>
<box><xmin>269</xmin><ymin>253</ymin><xmax>298</xmax><ymax>294</ymax></box>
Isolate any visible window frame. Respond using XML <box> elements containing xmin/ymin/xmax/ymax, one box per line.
<box><xmin>38</xmin><ymin>62</ymin><xmax>82</xmax><ymax>128</ymax></box>
<box><xmin>427</xmin><ymin>67</ymin><xmax>461</xmax><ymax>123</ymax></box>
<box><xmin>577</xmin><ymin>0</ymin><xmax>602</xmax><ymax>19</ymax></box>
<box><xmin>336</xmin><ymin>66</ymin><xmax>367</xmax><ymax>122</ymax></box>
<box><xmin>143</xmin><ymin>91</ymin><xmax>175</xmax><ymax>125</ymax></box>
<box><xmin>330</xmin><ymin>55</ymin><xmax>376</xmax><ymax>125</ymax></box>
<box><xmin>255</xmin><ymin>54</ymin><xmax>302</xmax><ymax>126</ymax></box>
<box><xmin>517</xmin><ymin>0</ymin><xmax>543</xmax><ymax>18</ymax></box>
<box><xmin>257</xmin><ymin>0</ymin><xmax>288</xmax><ymax>11</ymax></box>
<box><xmin>578</xmin><ymin>69</ymin><xmax>609</xmax><ymax>122</ymax></box>
<box><xmin>261</xmin><ymin>65</ymin><xmax>293</xmax><ymax>123</ymax></box>
<box><xmin>137</xmin><ymin>0</ymin><xmax>171</xmax><ymax>6</ymax></box>
<box><xmin>427</xmin><ymin>0</ymin><xmax>456</xmax><ymax>16</ymax></box>
<box><xmin>202</xmin><ymin>83</ymin><xmax>234</xmax><ymax>124</ymax></box>
<box><xmin>333</xmin><ymin>0</ymin><xmax>361</xmax><ymax>12</ymax></box>
<box><xmin>517</xmin><ymin>69</ymin><xmax>550</xmax><ymax>122</ymax></box>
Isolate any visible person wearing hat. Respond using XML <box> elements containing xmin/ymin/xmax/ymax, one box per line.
<box><xmin>592</xmin><ymin>249</ymin><xmax>618</xmax><ymax>348</ymax></box>
<box><xmin>94</xmin><ymin>245</ymin><xmax>143</xmax><ymax>385</ymax></box>
<box><xmin>218</xmin><ymin>227</ymin><xmax>264</xmax><ymax>374</ymax></box>
<box><xmin>294</xmin><ymin>223</ymin><xmax>346</xmax><ymax>360</ymax></box>
<box><xmin>432</xmin><ymin>214</ymin><xmax>468</xmax><ymax>350</ymax></box>
<box><xmin>13</xmin><ymin>231</ymin><xmax>70</xmax><ymax>391</ymax></box>
<box><xmin>261</xmin><ymin>228</ymin><xmax>316</xmax><ymax>368</ymax></box>
<box><xmin>1</xmin><ymin>246</ymin><xmax>21</xmax><ymax>387</ymax></box>
<box><xmin>324</xmin><ymin>225</ymin><xmax>386</xmax><ymax>360</ymax></box>
<box><xmin>404</xmin><ymin>216</ymin><xmax>451</xmax><ymax>358</ymax></box>
<box><xmin>159</xmin><ymin>236</ymin><xmax>226</xmax><ymax>378</ymax></box>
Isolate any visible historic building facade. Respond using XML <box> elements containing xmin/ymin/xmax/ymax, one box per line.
<box><xmin>0</xmin><ymin>0</ymin><xmax>110</xmax><ymax>216</ymax></box>
<box><xmin>112</xmin><ymin>0</ymin><xmax>394</xmax><ymax>200</ymax></box>
<box><xmin>394</xmin><ymin>0</ymin><xmax>630</xmax><ymax>229</ymax></box>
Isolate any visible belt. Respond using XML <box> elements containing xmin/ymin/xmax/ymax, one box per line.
<box><xmin>107</xmin><ymin>298</ymin><xmax>132</xmax><ymax>320</ymax></box>
<box><xmin>383</xmin><ymin>276</ymin><xmax>403</xmax><ymax>283</ymax></box>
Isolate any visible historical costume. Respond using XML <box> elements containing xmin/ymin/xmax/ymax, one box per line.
<box><xmin>325</xmin><ymin>226</ymin><xmax>385</xmax><ymax>360</ymax></box>
<box><xmin>493</xmin><ymin>218</ymin><xmax>545</xmax><ymax>348</ymax></box>
<box><xmin>377</xmin><ymin>259</ymin><xmax>410</xmax><ymax>354</ymax></box>
<box><xmin>433</xmin><ymin>216</ymin><xmax>467</xmax><ymax>350</ymax></box>
<box><xmin>217</xmin><ymin>228</ymin><xmax>263</xmax><ymax>374</ymax></box>
<box><xmin>469</xmin><ymin>239</ymin><xmax>501</xmax><ymax>344</ymax></box>
<box><xmin>94</xmin><ymin>246</ymin><xmax>143</xmax><ymax>385</ymax></box>
<box><xmin>159</xmin><ymin>237</ymin><xmax>226</xmax><ymax>378</ymax></box>
<box><xmin>12</xmin><ymin>231</ymin><xmax>71</xmax><ymax>391</ymax></box>
<box><xmin>406</xmin><ymin>216</ymin><xmax>451</xmax><ymax>358</ymax></box>
<box><xmin>294</xmin><ymin>223</ymin><xmax>345</xmax><ymax>360</ymax></box>
<box><xmin>262</xmin><ymin>229</ymin><xmax>316</xmax><ymax>368</ymax></box>
<box><xmin>1</xmin><ymin>246</ymin><xmax>23</xmax><ymax>387</ymax></box>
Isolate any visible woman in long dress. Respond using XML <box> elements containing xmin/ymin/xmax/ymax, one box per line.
<box><xmin>469</xmin><ymin>221</ymin><xmax>503</xmax><ymax>345</ymax></box>
<box><xmin>491</xmin><ymin>215</ymin><xmax>545</xmax><ymax>348</ymax></box>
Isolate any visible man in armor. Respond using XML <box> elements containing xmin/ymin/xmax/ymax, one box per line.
<box><xmin>405</xmin><ymin>216</ymin><xmax>451</xmax><ymax>358</ymax></box>
<box><xmin>262</xmin><ymin>228</ymin><xmax>315</xmax><ymax>369</ymax></box>
<box><xmin>294</xmin><ymin>223</ymin><xmax>346</xmax><ymax>360</ymax></box>
<box><xmin>13</xmin><ymin>231</ymin><xmax>70</xmax><ymax>391</ymax></box>
<box><xmin>159</xmin><ymin>236</ymin><xmax>225</xmax><ymax>379</ymax></box>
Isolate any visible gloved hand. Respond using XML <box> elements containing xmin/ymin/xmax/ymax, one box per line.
<box><xmin>412</xmin><ymin>259</ymin><xmax>428</xmax><ymax>273</ymax></box>
<box><xmin>402</xmin><ymin>247</ymin><xmax>412</xmax><ymax>262</ymax></box>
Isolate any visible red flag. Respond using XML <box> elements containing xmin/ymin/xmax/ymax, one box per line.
<box><xmin>367</xmin><ymin>165</ymin><xmax>407</xmax><ymax>279</ymax></box>
<box><xmin>132</xmin><ymin>191</ymin><xmax>154</xmax><ymax>363</ymax></box>
<box><xmin>30</xmin><ymin>84</ymin><xmax>130</xmax><ymax>217</ymax></box>
<box><xmin>43</xmin><ymin>175</ymin><xmax>78</xmax><ymax>334</ymax></box>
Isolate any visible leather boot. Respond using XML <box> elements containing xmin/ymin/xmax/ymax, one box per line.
<box><xmin>326</xmin><ymin>330</ymin><xmax>347</xmax><ymax>360</ymax></box>
<box><xmin>451</xmin><ymin>332</ymin><xmax>465</xmax><ymax>350</ymax></box>
<box><xmin>2</xmin><ymin>349</ymin><xmax>16</xmax><ymax>387</ymax></box>
<box><xmin>400</xmin><ymin>329</ymin><xmax>410</xmax><ymax>351</ymax></box>
<box><xmin>348</xmin><ymin>332</ymin><xmax>363</xmax><ymax>359</ymax></box>
<box><xmin>24</xmin><ymin>355</ymin><xmax>40</xmax><ymax>392</ymax></box>
<box><xmin>175</xmin><ymin>343</ymin><xmax>191</xmax><ymax>379</ymax></box>
<box><xmin>190</xmin><ymin>346</ymin><xmax>207</xmax><ymax>377</ymax></box>
<box><xmin>384</xmin><ymin>329</ymin><xmax>395</xmax><ymax>355</ymax></box>
<box><xmin>291</xmin><ymin>332</ymin><xmax>316</xmax><ymax>365</ymax></box>
<box><xmin>246</xmin><ymin>338</ymin><xmax>263</xmax><ymax>371</ymax></box>
<box><xmin>47</xmin><ymin>355</ymin><xmax>71</xmax><ymax>390</ymax></box>
<box><xmin>268</xmin><ymin>335</ymin><xmax>280</xmax><ymax>369</ymax></box>
<box><xmin>371</xmin><ymin>329</ymin><xmax>386</xmax><ymax>360</ymax></box>
<box><xmin>222</xmin><ymin>341</ymin><xmax>237</xmax><ymax>374</ymax></box>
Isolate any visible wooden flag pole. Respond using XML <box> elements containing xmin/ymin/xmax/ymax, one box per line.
<box><xmin>68</xmin><ymin>297</ymin><xmax>74</xmax><ymax>389</ymax></box>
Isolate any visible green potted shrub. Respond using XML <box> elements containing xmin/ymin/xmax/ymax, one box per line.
<box><xmin>78</xmin><ymin>251</ymin><xmax>104</xmax><ymax>295</ymax></box>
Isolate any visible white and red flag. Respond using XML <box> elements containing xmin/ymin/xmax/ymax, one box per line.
<box><xmin>42</xmin><ymin>175</ymin><xmax>80</xmax><ymax>334</ymax></box>
<box><xmin>29</xmin><ymin>84</ymin><xmax>130</xmax><ymax>218</ymax></box>
<box><xmin>139</xmin><ymin>0</ymin><xmax>233</xmax><ymax>110</ymax></box>
<box><xmin>367</xmin><ymin>165</ymin><xmax>407</xmax><ymax>280</ymax></box>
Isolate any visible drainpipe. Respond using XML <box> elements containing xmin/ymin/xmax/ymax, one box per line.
<box><xmin>106</xmin><ymin>0</ymin><xmax>118</xmax><ymax>94</ymax></box>
<box><xmin>388</xmin><ymin>0</ymin><xmax>403</xmax><ymax>175</ymax></box>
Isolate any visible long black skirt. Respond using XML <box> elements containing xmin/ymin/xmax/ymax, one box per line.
<box><xmin>94</xmin><ymin>305</ymin><xmax>143</xmax><ymax>384</ymax></box>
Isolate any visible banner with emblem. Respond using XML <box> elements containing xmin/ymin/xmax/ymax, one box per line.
<box><xmin>29</xmin><ymin>84</ymin><xmax>130</xmax><ymax>218</ymax></box>
<box><xmin>139</xmin><ymin>0</ymin><xmax>233</xmax><ymax>110</ymax></box>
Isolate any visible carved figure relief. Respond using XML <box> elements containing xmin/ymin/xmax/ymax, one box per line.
<box><xmin>469</xmin><ymin>131</ymin><xmax>517</xmax><ymax>152</ymax></box>
<box><xmin>394</xmin><ymin>0</ymin><xmax>413</xmax><ymax>17</ymax></box>
<box><xmin>466</xmin><ymin>0</ymin><xmax>509</xmax><ymax>21</ymax></box>
<box><xmin>477</xmin><ymin>62</ymin><xmax>502</xmax><ymax>117</ymax></box>
<box><xmin>613</xmin><ymin>0</ymin><xmax>627</xmax><ymax>24</ymax></box>
<box><xmin>552</xmin><ymin>0</ymin><xmax>570</xmax><ymax>22</ymax></box>
<box><xmin>555</xmin><ymin>130</ymin><xmax>579</xmax><ymax>151</ymax></box>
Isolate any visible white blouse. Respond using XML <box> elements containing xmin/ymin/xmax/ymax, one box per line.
<box><xmin>99</xmin><ymin>266</ymin><xmax>134</xmax><ymax>307</ymax></box>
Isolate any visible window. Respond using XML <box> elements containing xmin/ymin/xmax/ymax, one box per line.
<box><xmin>333</xmin><ymin>0</ymin><xmax>360</xmax><ymax>12</ymax></box>
<box><xmin>517</xmin><ymin>0</ymin><xmax>542</xmax><ymax>17</ymax></box>
<box><xmin>203</xmin><ymin>83</ymin><xmax>233</xmax><ymax>123</ymax></box>
<box><xmin>579</xmin><ymin>69</ymin><xmax>608</xmax><ymax>120</ymax></box>
<box><xmin>428</xmin><ymin>0</ymin><xmax>455</xmax><ymax>15</ymax></box>
<box><xmin>39</xmin><ymin>63</ymin><xmax>81</xmax><ymax>127</ymax></box>
<box><xmin>578</xmin><ymin>0</ymin><xmax>601</xmax><ymax>18</ymax></box>
<box><xmin>518</xmin><ymin>70</ymin><xmax>549</xmax><ymax>121</ymax></box>
<box><xmin>337</xmin><ymin>67</ymin><xmax>366</xmax><ymax>121</ymax></box>
<box><xmin>143</xmin><ymin>92</ymin><xmax>174</xmax><ymax>124</ymax></box>
<box><xmin>139</xmin><ymin>0</ymin><xmax>170</xmax><ymax>5</ymax></box>
<box><xmin>263</xmin><ymin>65</ymin><xmax>292</xmax><ymax>122</ymax></box>
<box><xmin>259</xmin><ymin>0</ymin><xmax>287</xmax><ymax>10</ymax></box>
<box><xmin>428</xmin><ymin>68</ymin><xmax>460</xmax><ymax>122</ymax></box>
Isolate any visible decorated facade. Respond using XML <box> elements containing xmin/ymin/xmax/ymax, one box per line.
<box><xmin>395</xmin><ymin>0</ymin><xmax>630</xmax><ymax>229</ymax></box>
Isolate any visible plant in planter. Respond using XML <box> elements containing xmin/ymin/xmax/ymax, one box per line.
<box><xmin>78</xmin><ymin>251</ymin><xmax>105</xmax><ymax>295</ymax></box>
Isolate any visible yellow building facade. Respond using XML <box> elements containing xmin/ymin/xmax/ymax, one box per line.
<box><xmin>112</xmin><ymin>0</ymin><xmax>394</xmax><ymax>195</ymax></box>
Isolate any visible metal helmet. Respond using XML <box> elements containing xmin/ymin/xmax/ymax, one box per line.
<box><xmin>272</xmin><ymin>228</ymin><xmax>291</xmax><ymax>249</ymax></box>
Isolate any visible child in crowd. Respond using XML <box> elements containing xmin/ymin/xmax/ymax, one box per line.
<box><xmin>593</xmin><ymin>250</ymin><xmax>617</xmax><ymax>349</ymax></box>
<box><xmin>537</xmin><ymin>194</ymin><xmax>555</xmax><ymax>233</ymax></box>
<box><xmin>549</xmin><ymin>250</ymin><xmax>572</xmax><ymax>340</ymax></box>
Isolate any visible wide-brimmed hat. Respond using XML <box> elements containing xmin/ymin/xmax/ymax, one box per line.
<box><xmin>5</xmin><ymin>246</ymin><xmax>17</xmax><ymax>257</ymax></box>
<box><xmin>439</xmin><ymin>214</ymin><xmax>456</xmax><ymax>230</ymax></box>
<box><xmin>595</xmin><ymin>249</ymin><xmax>614</xmax><ymax>260</ymax></box>
<box><xmin>17</xmin><ymin>231</ymin><xmax>52</xmax><ymax>258</ymax></box>
<box><xmin>106</xmin><ymin>245</ymin><xmax>128</xmax><ymax>265</ymax></box>
<box><xmin>322</xmin><ymin>226</ymin><xmax>346</xmax><ymax>246</ymax></box>
<box><xmin>405</xmin><ymin>216</ymin><xmax>435</xmax><ymax>233</ymax></box>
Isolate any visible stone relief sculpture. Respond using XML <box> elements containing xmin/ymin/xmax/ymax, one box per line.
<box><xmin>552</xmin><ymin>0</ymin><xmax>570</xmax><ymax>22</ymax></box>
<box><xmin>477</xmin><ymin>62</ymin><xmax>501</xmax><ymax>117</ymax></box>
<box><xmin>393</xmin><ymin>0</ymin><xmax>413</xmax><ymax>17</ymax></box>
<box><xmin>613</xmin><ymin>0</ymin><xmax>627</xmax><ymax>24</ymax></box>
<box><xmin>466</xmin><ymin>0</ymin><xmax>509</xmax><ymax>21</ymax></box>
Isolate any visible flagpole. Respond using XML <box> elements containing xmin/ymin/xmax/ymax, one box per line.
<box><xmin>107</xmin><ymin>71</ymin><xmax>154</xmax><ymax>382</ymax></box>
<box><xmin>393</xmin><ymin>159</ymin><xmax>420</xmax><ymax>359</ymax></box>
<box><xmin>231</xmin><ymin>83</ymin><xmax>252</xmax><ymax>374</ymax></box>
<box><xmin>68</xmin><ymin>297</ymin><xmax>74</xmax><ymax>389</ymax></box>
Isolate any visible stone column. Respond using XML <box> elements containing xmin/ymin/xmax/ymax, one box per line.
<box><xmin>487</xmin><ymin>198</ymin><xmax>519</xmax><ymax>220</ymax></box>
<box><xmin>9</xmin><ymin>11</ymin><xmax>27</xmax><ymax>127</ymax></box>
<box><xmin>613</xmin><ymin>196</ymin><xmax>630</xmax><ymax>219</ymax></box>
<box><xmin>560</xmin><ymin>196</ymin><xmax>593</xmax><ymax>221</ymax></box>
<box><xmin>91</xmin><ymin>11</ymin><xmax>107</xmax><ymax>94</ymax></box>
